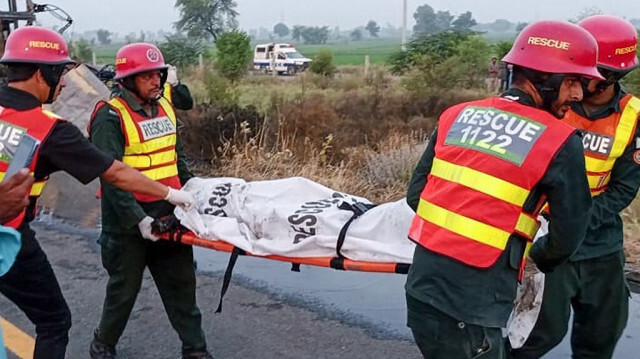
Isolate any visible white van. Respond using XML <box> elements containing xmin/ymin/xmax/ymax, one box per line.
<box><xmin>253</xmin><ymin>43</ymin><xmax>312</xmax><ymax>75</ymax></box>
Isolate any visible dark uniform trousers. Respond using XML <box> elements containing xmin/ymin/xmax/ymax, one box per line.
<box><xmin>407</xmin><ymin>294</ymin><xmax>506</xmax><ymax>359</ymax></box>
<box><xmin>508</xmin><ymin>250</ymin><xmax>629</xmax><ymax>359</ymax></box>
<box><xmin>0</xmin><ymin>228</ymin><xmax>72</xmax><ymax>359</ymax></box>
<box><xmin>95</xmin><ymin>232</ymin><xmax>206</xmax><ymax>351</ymax></box>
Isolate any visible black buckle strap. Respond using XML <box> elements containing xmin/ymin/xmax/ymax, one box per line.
<box><xmin>336</xmin><ymin>201</ymin><xmax>376</xmax><ymax>258</ymax></box>
<box><xmin>216</xmin><ymin>247</ymin><xmax>245</xmax><ymax>313</ymax></box>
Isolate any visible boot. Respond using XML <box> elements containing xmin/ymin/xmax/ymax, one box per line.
<box><xmin>89</xmin><ymin>338</ymin><xmax>117</xmax><ymax>359</ymax></box>
<box><xmin>182</xmin><ymin>348</ymin><xmax>214</xmax><ymax>359</ymax></box>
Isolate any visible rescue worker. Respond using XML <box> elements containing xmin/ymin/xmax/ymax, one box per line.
<box><xmin>0</xmin><ymin>26</ymin><xmax>195</xmax><ymax>359</ymax></box>
<box><xmin>509</xmin><ymin>15</ymin><xmax>640</xmax><ymax>359</ymax></box>
<box><xmin>405</xmin><ymin>20</ymin><xmax>600</xmax><ymax>358</ymax></box>
<box><xmin>88</xmin><ymin>43</ymin><xmax>212</xmax><ymax>359</ymax></box>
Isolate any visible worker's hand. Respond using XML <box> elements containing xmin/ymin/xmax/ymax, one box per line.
<box><xmin>0</xmin><ymin>168</ymin><xmax>34</xmax><ymax>224</ymax></box>
<box><xmin>166</xmin><ymin>65</ymin><xmax>179</xmax><ymax>86</ymax></box>
<box><xmin>138</xmin><ymin>216</ymin><xmax>160</xmax><ymax>242</ymax></box>
<box><xmin>164</xmin><ymin>187</ymin><xmax>195</xmax><ymax>211</ymax></box>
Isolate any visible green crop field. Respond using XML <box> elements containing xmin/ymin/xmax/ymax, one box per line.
<box><xmin>296</xmin><ymin>41</ymin><xmax>401</xmax><ymax>65</ymax></box>
<box><xmin>90</xmin><ymin>40</ymin><xmax>400</xmax><ymax>67</ymax></box>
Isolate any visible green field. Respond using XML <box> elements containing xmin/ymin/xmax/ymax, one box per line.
<box><xmin>90</xmin><ymin>40</ymin><xmax>400</xmax><ymax>67</ymax></box>
<box><xmin>295</xmin><ymin>40</ymin><xmax>401</xmax><ymax>65</ymax></box>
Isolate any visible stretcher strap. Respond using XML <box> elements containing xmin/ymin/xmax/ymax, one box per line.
<box><xmin>336</xmin><ymin>201</ymin><xmax>377</xmax><ymax>258</ymax></box>
<box><xmin>216</xmin><ymin>247</ymin><xmax>244</xmax><ymax>313</ymax></box>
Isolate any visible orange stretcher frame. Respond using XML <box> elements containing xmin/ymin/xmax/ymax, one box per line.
<box><xmin>161</xmin><ymin>231</ymin><xmax>410</xmax><ymax>274</ymax></box>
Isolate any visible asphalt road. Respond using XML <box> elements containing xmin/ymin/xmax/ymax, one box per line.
<box><xmin>0</xmin><ymin>221</ymin><xmax>421</xmax><ymax>359</ymax></box>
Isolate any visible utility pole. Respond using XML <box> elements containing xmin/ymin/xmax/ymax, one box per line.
<box><xmin>401</xmin><ymin>0</ymin><xmax>407</xmax><ymax>51</ymax></box>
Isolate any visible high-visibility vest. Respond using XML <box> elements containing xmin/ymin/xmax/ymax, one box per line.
<box><xmin>163</xmin><ymin>83</ymin><xmax>173</xmax><ymax>104</ymax></box>
<box><xmin>92</xmin><ymin>96</ymin><xmax>182</xmax><ymax>202</ymax></box>
<box><xmin>0</xmin><ymin>105</ymin><xmax>60</xmax><ymax>228</ymax></box>
<box><xmin>409</xmin><ymin>97</ymin><xmax>576</xmax><ymax>268</ymax></box>
<box><xmin>564</xmin><ymin>94</ymin><xmax>640</xmax><ymax>196</ymax></box>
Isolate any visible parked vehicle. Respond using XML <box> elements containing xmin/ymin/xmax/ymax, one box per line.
<box><xmin>253</xmin><ymin>43</ymin><xmax>312</xmax><ymax>75</ymax></box>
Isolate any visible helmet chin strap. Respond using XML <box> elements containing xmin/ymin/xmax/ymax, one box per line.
<box><xmin>521</xmin><ymin>68</ymin><xmax>566</xmax><ymax>117</ymax></box>
<box><xmin>39</xmin><ymin>64</ymin><xmax>66</xmax><ymax>104</ymax></box>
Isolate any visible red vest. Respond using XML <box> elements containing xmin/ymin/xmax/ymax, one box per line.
<box><xmin>409</xmin><ymin>97</ymin><xmax>576</xmax><ymax>268</ymax></box>
<box><xmin>563</xmin><ymin>94</ymin><xmax>640</xmax><ymax>196</ymax></box>
<box><xmin>0</xmin><ymin>106</ymin><xmax>59</xmax><ymax>228</ymax></box>
<box><xmin>90</xmin><ymin>96</ymin><xmax>181</xmax><ymax>202</ymax></box>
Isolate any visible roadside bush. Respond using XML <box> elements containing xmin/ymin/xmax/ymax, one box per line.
<box><xmin>179</xmin><ymin>103</ymin><xmax>263</xmax><ymax>162</ymax></box>
<box><xmin>309</xmin><ymin>50</ymin><xmax>336</xmax><ymax>77</ymax></box>
<box><xmin>215</xmin><ymin>30</ymin><xmax>252</xmax><ymax>82</ymax></box>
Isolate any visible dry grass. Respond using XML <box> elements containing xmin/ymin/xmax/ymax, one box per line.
<box><xmin>196</xmin><ymin>132</ymin><xmax>425</xmax><ymax>204</ymax></box>
<box><xmin>624</xmin><ymin>196</ymin><xmax>640</xmax><ymax>266</ymax></box>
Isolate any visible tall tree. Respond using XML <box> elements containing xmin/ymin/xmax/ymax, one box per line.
<box><xmin>300</xmin><ymin>26</ymin><xmax>329</xmax><ymax>44</ymax></box>
<box><xmin>413</xmin><ymin>4</ymin><xmax>437</xmax><ymax>36</ymax></box>
<box><xmin>215</xmin><ymin>30</ymin><xmax>252</xmax><ymax>82</ymax></box>
<box><xmin>273</xmin><ymin>23</ymin><xmax>290</xmax><ymax>38</ymax></box>
<box><xmin>350</xmin><ymin>29</ymin><xmax>363</xmax><ymax>41</ymax></box>
<box><xmin>413</xmin><ymin>5</ymin><xmax>452</xmax><ymax>36</ymax></box>
<box><xmin>175</xmin><ymin>0</ymin><xmax>238</xmax><ymax>41</ymax></box>
<box><xmin>96</xmin><ymin>29</ymin><xmax>111</xmax><ymax>45</ymax></box>
<box><xmin>365</xmin><ymin>20</ymin><xmax>380</xmax><ymax>38</ymax></box>
<box><xmin>451</xmin><ymin>11</ymin><xmax>476</xmax><ymax>32</ymax></box>
<box><xmin>291</xmin><ymin>25</ymin><xmax>303</xmax><ymax>41</ymax></box>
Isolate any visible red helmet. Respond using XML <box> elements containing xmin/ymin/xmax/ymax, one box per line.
<box><xmin>578</xmin><ymin>15</ymin><xmax>638</xmax><ymax>72</ymax></box>
<box><xmin>0</xmin><ymin>26</ymin><xmax>73</xmax><ymax>65</ymax></box>
<box><xmin>114</xmin><ymin>43</ymin><xmax>168</xmax><ymax>80</ymax></box>
<box><xmin>502</xmin><ymin>20</ymin><xmax>604</xmax><ymax>80</ymax></box>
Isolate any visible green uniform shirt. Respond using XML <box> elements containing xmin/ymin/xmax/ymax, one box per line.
<box><xmin>167</xmin><ymin>83</ymin><xmax>194</xmax><ymax>111</ymax></box>
<box><xmin>405</xmin><ymin>89</ymin><xmax>592</xmax><ymax>328</ymax></box>
<box><xmin>89</xmin><ymin>89</ymin><xmax>193</xmax><ymax>235</ymax></box>
<box><xmin>569</xmin><ymin>84</ymin><xmax>640</xmax><ymax>261</ymax></box>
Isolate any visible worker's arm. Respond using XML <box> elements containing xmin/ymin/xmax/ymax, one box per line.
<box><xmin>171</xmin><ymin>83</ymin><xmax>194</xmax><ymax>111</ymax></box>
<box><xmin>529</xmin><ymin>133</ymin><xmax>592</xmax><ymax>272</ymax></box>
<box><xmin>588</xmin><ymin>123</ymin><xmax>640</xmax><ymax>230</ymax></box>
<box><xmin>406</xmin><ymin>129</ymin><xmax>437</xmax><ymax>211</ymax></box>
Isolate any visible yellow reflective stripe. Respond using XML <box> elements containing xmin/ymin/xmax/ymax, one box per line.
<box><xmin>430</xmin><ymin>158</ymin><xmax>530</xmax><ymax>206</ymax></box>
<box><xmin>157</xmin><ymin>97</ymin><xmax>177</xmax><ymax>124</ymax></box>
<box><xmin>140</xmin><ymin>164</ymin><xmax>178</xmax><ymax>181</ymax></box>
<box><xmin>30</xmin><ymin>181</ymin><xmax>45</xmax><ymax>196</ymax></box>
<box><xmin>584</xmin><ymin>97</ymin><xmax>640</xmax><ymax>173</ymax></box>
<box><xmin>515</xmin><ymin>213</ymin><xmax>540</xmax><ymax>239</ymax></box>
<box><xmin>0</xmin><ymin>172</ymin><xmax>46</xmax><ymax>196</ymax></box>
<box><xmin>41</xmin><ymin>109</ymin><xmax>63</xmax><ymax>119</ymax></box>
<box><xmin>122</xmin><ymin>150</ymin><xmax>176</xmax><ymax>169</ymax></box>
<box><xmin>125</xmin><ymin>137</ymin><xmax>175</xmax><ymax>154</ymax></box>
<box><xmin>417</xmin><ymin>199</ymin><xmax>511</xmax><ymax>250</ymax></box>
<box><xmin>587</xmin><ymin>172</ymin><xmax>608</xmax><ymax>189</ymax></box>
<box><xmin>524</xmin><ymin>241</ymin><xmax>533</xmax><ymax>259</ymax></box>
<box><xmin>163</xmin><ymin>83</ymin><xmax>173</xmax><ymax>103</ymax></box>
<box><xmin>108</xmin><ymin>98</ymin><xmax>140</xmax><ymax>146</ymax></box>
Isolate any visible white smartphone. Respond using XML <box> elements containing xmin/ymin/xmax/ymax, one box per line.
<box><xmin>3</xmin><ymin>134</ymin><xmax>40</xmax><ymax>181</ymax></box>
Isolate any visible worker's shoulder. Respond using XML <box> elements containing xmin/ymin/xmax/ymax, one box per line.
<box><xmin>92</xmin><ymin>100</ymin><xmax>122</xmax><ymax>122</ymax></box>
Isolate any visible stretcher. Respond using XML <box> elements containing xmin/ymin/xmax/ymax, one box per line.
<box><xmin>160</xmin><ymin>230</ymin><xmax>411</xmax><ymax>274</ymax></box>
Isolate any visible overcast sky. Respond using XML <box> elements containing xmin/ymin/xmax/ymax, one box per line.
<box><xmin>5</xmin><ymin>0</ymin><xmax>638</xmax><ymax>36</ymax></box>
